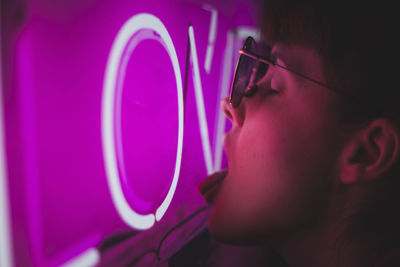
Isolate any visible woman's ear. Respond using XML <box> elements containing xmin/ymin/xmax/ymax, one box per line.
<box><xmin>338</xmin><ymin>118</ymin><xmax>400</xmax><ymax>184</ymax></box>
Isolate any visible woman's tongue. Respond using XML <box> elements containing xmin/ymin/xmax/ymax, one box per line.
<box><xmin>198</xmin><ymin>169</ymin><xmax>228</xmax><ymax>204</ymax></box>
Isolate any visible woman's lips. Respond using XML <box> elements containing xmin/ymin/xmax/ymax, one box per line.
<box><xmin>198</xmin><ymin>169</ymin><xmax>228</xmax><ymax>204</ymax></box>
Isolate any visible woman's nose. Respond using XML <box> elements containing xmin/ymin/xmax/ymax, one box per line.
<box><xmin>221</xmin><ymin>97</ymin><xmax>245</xmax><ymax>128</ymax></box>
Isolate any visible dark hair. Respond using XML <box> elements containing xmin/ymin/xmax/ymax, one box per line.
<box><xmin>260</xmin><ymin>0</ymin><xmax>400</xmax><ymax>125</ymax></box>
<box><xmin>259</xmin><ymin>0</ymin><xmax>400</xmax><ymax>265</ymax></box>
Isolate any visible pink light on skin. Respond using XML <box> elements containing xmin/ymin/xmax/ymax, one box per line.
<box><xmin>213</xmin><ymin>27</ymin><xmax>259</xmax><ymax>171</ymax></box>
<box><xmin>102</xmin><ymin>13</ymin><xmax>184</xmax><ymax>230</ymax></box>
<box><xmin>188</xmin><ymin>24</ymin><xmax>260</xmax><ymax>174</ymax></box>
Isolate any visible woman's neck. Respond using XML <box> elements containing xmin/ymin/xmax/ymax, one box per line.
<box><xmin>269</xmin><ymin>186</ymin><xmax>362</xmax><ymax>267</ymax></box>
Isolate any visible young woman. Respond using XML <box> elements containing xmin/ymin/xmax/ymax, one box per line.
<box><xmin>199</xmin><ymin>0</ymin><xmax>400</xmax><ymax>266</ymax></box>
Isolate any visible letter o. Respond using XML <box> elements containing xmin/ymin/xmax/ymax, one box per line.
<box><xmin>101</xmin><ymin>13</ymin><xmax>184</xmax><ymax>230</ymax></box>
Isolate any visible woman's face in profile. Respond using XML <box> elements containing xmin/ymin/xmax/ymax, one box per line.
<box><xmin>207</xmin><ymin>43</ymin><xmax>347</xmax><ymax>245</ymax></box>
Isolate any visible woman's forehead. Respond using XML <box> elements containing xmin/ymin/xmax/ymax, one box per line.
<box><xmin>272</xmin><ymin>44</ymin><xmax>323</xmax><ymax>72</ymax></box>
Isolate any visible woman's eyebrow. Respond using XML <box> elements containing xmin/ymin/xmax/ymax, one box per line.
<box><xmin>270</xmin><ymin>46</ymin><xmax>283</xmax><ymax>60</ymax></box>
<box><xmin>271</xmin><ymin>50</ymin><xmax>288</xmax><ymax>67</ymax></box>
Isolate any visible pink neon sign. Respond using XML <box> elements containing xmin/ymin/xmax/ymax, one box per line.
<box><xmin>1</xmin><ymin>0</ymin><xmax>259</xmax><ymax>266</ymax></box>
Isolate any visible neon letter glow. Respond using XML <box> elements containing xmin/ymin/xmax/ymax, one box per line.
<box><xmin>102</xmin><ymin>13</ymin><xmax>184</xmax><ymax>230</ymax></box>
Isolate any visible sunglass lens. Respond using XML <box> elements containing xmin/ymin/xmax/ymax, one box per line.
<box><xmin>230</xmin><ymin>38</ymin><xmax>257</xmax><ymax>107</ymax></box>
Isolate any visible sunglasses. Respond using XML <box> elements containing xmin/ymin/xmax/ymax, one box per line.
<box><xmin>229</xmin><ymin>36</ymin><xmax>336</xmax><ymax>108</ymax></box>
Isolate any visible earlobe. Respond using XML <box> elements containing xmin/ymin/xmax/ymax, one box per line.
<box><xmin>338</xmin><ymin>119</ymin><xmax>400</xmax><ymax>184</ymax></box>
